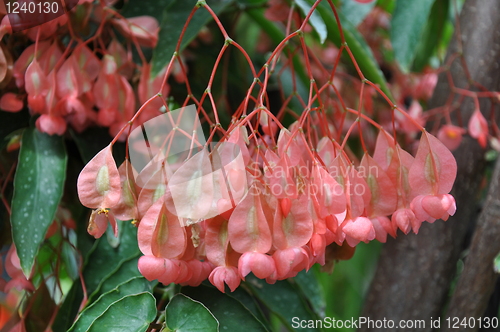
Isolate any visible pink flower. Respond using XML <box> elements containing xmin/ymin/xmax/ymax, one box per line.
<box><xmin>437</xmin><ymin>125</ymin><xmax>466</xmax><ymax>151</ymax></box>
<box><xmin>138</xmin><ymin>255</ymin><xmax>167</xmax><ymax>281</ymax></box>
<box><xmin>391</xmin><ymin>208</ymin><xmax>417</xmax><ymax>234</ymax></box>
<box><xmin>209</xmin><ymin>266</ymin><xmax>240</xmax><ymax>293</ymax></box>
<box><xmin>342</xmin><ymin>217</ymin><xmax>376</xmax><ymax>247</ymax></box>
<box><xmin>0</xmin><ymin>93</ymin><xmax>23</xmax><ymax>112</ymax></box>
<box><xmin>238</xmin><ymin>252</ymin><xmax>276</xmax><ymax>280</ymax></box>
<box><xmin>272</xmin><ymin>247</ymin><xmax>309</xmax><ymax>280</ymax></box>
<box><xmin>112</xmin><ymin>16</ymin><xmax>159</xmax><ymax>48</ymax></box>
<box><xmin>35</xmin><ymin>114</ymin><xmax>67</xmax><ymax>136</ymax></box>
<box><xmin>468</xmin><ymin>109</ymin><xmax>489</xmax><ymax>148</ymax></box>
<box><xmin>411</xmin><ymin>194</ymin><xmax>456</xmax><ymax>223</ymax></box>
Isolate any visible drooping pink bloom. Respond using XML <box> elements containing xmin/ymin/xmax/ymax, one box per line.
<box><xmin>272</xmin><ymin>247</ymin><xmax>309</xmax><ymax>280</ymax></box>
<box><xmin>137</xmin><ymin>197</ymin><xmax>187</xmax><ymax>259</ymax></box>
<box><xmin>0</xmin><ymin>93</ymin><xmax>23</xmax><ymax>112</ymax></box>
<box><xmin>138</xmin><ymin>255</ymin><xmax>167</xmax><ymax>281</ymax></box>
<box><xmin>411</xmin><ymin>194</ymin><xmax>456</xmax><ymax>223</ymax></box>
<box><xmin>408</xmin><ymin>132</ymin><xmax>457</xmax><ymax>223</ymax></box>
<box><xmin>437</xmin><ymin>124</ymin><xmax>466</xmax><ymax>151</ymax></box>
<box><xmin>468</xmin><ymin>108</ymin><xmax>489</xmax><ymax>148</ymax></box>
<box><xmin>24</xmin><ymin>60</ymin><xmax>48</xmax><ymax>113</ymax></box>
<box><xmin>112</xmin><ymin>160</ymin><xmax>138</xmax><ymax>221</ymax></box>
<box><xmin>209</xmin><ymin>266</ymin><xmax>240</xmax><ymax>293</ymax></box>
<box><xmin>391</xmin><ymin>208</ymin><xmax>417</xmax><ymax>234</ymax></box>
<box><xmin>77</xmin><ymin>145</ymin><xmax>121</xmax><ymax>238</ymax></box>
<box><xmin>396</xmin><ymin>101</ymin><xmax>425</xmax><ymax>135</ymax></box>
<box><xmin>342</xmin><ymin>217</ymin><xmax>376</xmax><ymax>247</ymax></box>
<box><xmin>112</xmin><ymin>16</ymin><xmax>159</xmax><ymax>48</ymax></box>
<box><xmin>35</xmin><ymin>114</ymin><xmax>67</xmax><ymax>136</ymax></box>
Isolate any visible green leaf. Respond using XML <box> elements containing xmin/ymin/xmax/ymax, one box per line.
<box><xmin>245</xmin><ymin>275</ymin><xmax>320</xmax><ymax>332</ymax></box>
<box><xmin>182</xmin><ymin>285</ymin><xmax>269</xmax><ymax>332</ymax></box>
<box><xmin>89</xmin><ymin>256</ymin><xmax>143</xmax><ymax>302</ymax></box>
<box><xmin>412</xmin><ymin>0</ymin><xmax>450</xmax><ymax>72</ymax></box>
<box><xmin>293</xmin><ymin>270</ymin><xmax>326</xmax><ymax>318</ymax></box>
<box><xmin>62</xmin><ymin>240</ymin><xmax>80</xmax><ymax>281</ymax></box>
<box><xmin>11</xmin><ymin>128</ymin><xmax>67</xmax><ymax>277</ymax></box>
<box><xmin>69</xmin><ymin>277</ymin><xmax>153</xmax><ymax>332</ymax></box>
<box><xmin>165</xmin><ymin>294</ymin><xmax>218</xmax><ymax>332</ymax></box>
<box><xmin>295</xmin><ymin>0</ymin><xmax>328</xmax><ymax>44</ymax></box>
<box><xmin>86</xmin><ymin>292</ymin><xmax>157</xmax><ymax>332</ymax></box>
<box><xmin>313</xmin><ymin>1</ymin><xmax>393</xmax><ymax>99</ymax></box>
<box><xmin>391</xmin><ymin>0</ymin><xmax>435</xmax><ymax>72</ymax></box>
<box><xmin>83</xmin><ymin>222</ymin><xmax>140</xmax><ymax>296</ymax></box>
<box><xmin>120</xmin><ymin>0</ymin><xmax>174</xmax><ymax>21</ymax></box>
<box><xmin>494</xmin><ymin>251</ymin><xmax>500</xmax><ymax>274</ymax></box>
<box><xmin>52</xmin><ymin>280</ymin><xmax>84</xmax><ymax>332</ymax></box>
<box><xmin>151</xmin><ymin>0</ymin><xmax>233</xmax><ymax>76</ymax></box>
<box><xmin>341</xmin><ymin>0</ymin><xmax>376</xmax><ymax>27</ymax></box>
<box><xmin>227</xmin><ymin>287</ymin><xmax>271</xmax><ymax>330</ymax></box>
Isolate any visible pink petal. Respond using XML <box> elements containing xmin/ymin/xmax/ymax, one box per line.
<box><xmin>77</xmin><ymin>145</ymin><xmax>121</xmax><ymax>209</ymax></box>
<box><xmin>138</xmin><ymin>255</ymin><xmax>167</xmax><ymax>281</ymax></box>
<box><xmin>209</xmin><ymin>266</ymin><xmax>240</xmax><ymax>293</ymax></box>
<box><xmin>228</xmin><ymin>187</ymin><xmax>272</xmax><ymax>253</ymax></box>
<box><xmin>272</xmin><ymin>195</ymin><xmax>313</xmax><ymax>250</ymax></box>
<box><xmin>238</xmin><ymin>252</ymin><xmax>276</xmax><ymax>279</ymax></box>
<box><xmin>0</xmin><ymin>93</ymin><xmax>24</xmax><ymax>112</ymax></box>
<box><xmin>409</xmin><ymin>132</ymin><xmax>457</xmax><ymax>196</ymax></box>
<box><xmin>35</xmin><ymin>114</ymin><xmax>67</xmax><ymax>136</ymax></box>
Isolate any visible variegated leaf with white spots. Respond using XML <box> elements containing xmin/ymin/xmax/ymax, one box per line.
<box><xmin>11</xmin><ymin>128</ymin><xmax>67</xmax><ymax>277</ymax></box>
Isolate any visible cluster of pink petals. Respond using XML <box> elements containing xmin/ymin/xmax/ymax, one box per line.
<box><xmin>77</xmin><ymin>113</ymin><xmax>458</xmax><ymax>292</ymax></box>
<box><xmin>0</xmin><ymin>246</ymin><xmax>34</xmax><ymax>327</ymax></box>
<box><xmin>0</xmin><ymin>3</ymin><xmax>162</xmax><ymax>138</ymax></box>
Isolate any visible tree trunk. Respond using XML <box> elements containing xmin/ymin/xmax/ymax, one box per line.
<box><xmin>361</xmin><ymin>0</ymin><xmax>500</xmax><ymax>330</ymax></box>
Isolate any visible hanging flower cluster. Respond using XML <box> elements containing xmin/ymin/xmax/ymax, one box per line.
<box><xmin>72</xmin><ymin>0</ymin><xmax>463</xmax><ymax>293</ymax></box>
<box><xmin>78</xmin><ymin>107</ymin><xmax>457</xmax><ymax>292</ymax></box>
<box><xmin>0</xmin><ymin>0</ymin><xmax>167</xmax><ymax>138</ymax></box>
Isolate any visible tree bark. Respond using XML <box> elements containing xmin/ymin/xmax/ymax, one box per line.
<box><xmin>443</xmin><ymin>157</ymin><xmax>500</xmax><ymax>330</ymax></box>
<box><xmin>361</xmin><ymin>0</ymin><xmax>500</xmax><ymax>330</ymax></box>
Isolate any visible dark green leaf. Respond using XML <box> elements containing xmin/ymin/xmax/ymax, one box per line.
<box><xmin>391</xmin><ymin>0</ymin><xmax>435</xmax><ymax>72</ymax></box>
<box><xmin>90</xmin><ymin>256</ymin><xmax>143</xmax><ymax>302</ymax></box>
<box><xmin>83</xmin><ymin>222</ymin><xmax>140</xmax><ymax>296</ymax></box>
<box><xmin>315</xmin><ymin>242</ymin><xmax>381</xmax><ymax>321</ymax></box>
<box><xmin>295</xmin><ymin>0</ymin><xmax>328</xmax><ymax>44</ymax></box>
<box><xmin>182</xmin><ymin>285</ymin><xmax>269</xmax><ymax>332</ymax></box>
<box><xmin>86</xmin><ymin>292</ymin><xmax>157</xmax><ymax>332</ymax></box>
<box><xmin>151</xmin><ymin>0</ymin><xmax>233</xmax><ymax>76</ymax></box>
<box><xmin>52</xmin><ymin>280</ymin><xmax>84</xmax><ymax>332</ymax></box>
<box><xmin>245</xmin><ymin>275</ymin><xmax>320</xmax><ymax>332</ymax></box>
<box><xmin>341</xmin><ymin>0</ymin><xmax>376</xmax><ymax>27</ymax></box>
<box><xmin>227</xmin><ymin>286</ymin><xmax>271</xmax><ymax>329</ymax></box>
<box><xmin>165</xmin><ymin>294</ymin><xmax>218</xmax><ymax>332</ymax></box>
<box><xmin>69</xmin><ymin>277</ymin><xmax>153</xmax><ymax>332</ymax></box>
<box><xmin>62</xmin><ymin>240</ymin><xmax>80</xmax><ymax>281</ymax></box>
<box><xmin>11</xmin><ymin>128</ymin><xmax>67</xmax><ymax>277</ymax></box>
<box><xmin>293</xmin><ymin>270</ymin><xmax>326</xmax><ymax>317</ymax></box>
<box><xmin>412</xmin><ymin>0</ymin><xmax>450</xmax><ymax>72</ymax></box>
<box><xmin>120</xmin><ymin>0</ymin><xmax>174</xmax><ymax>21</ymax></box>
